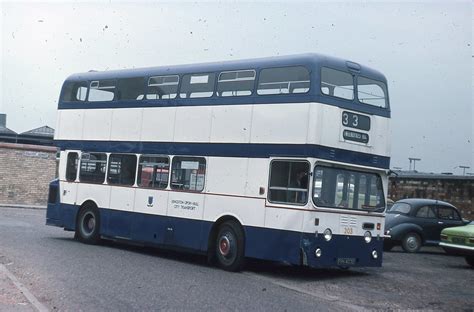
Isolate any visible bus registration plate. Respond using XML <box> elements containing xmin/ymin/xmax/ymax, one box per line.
<box><xmin>337</xmin><ymin>258</ymin><xmax>356</xmax><ymax>266</ymax></box>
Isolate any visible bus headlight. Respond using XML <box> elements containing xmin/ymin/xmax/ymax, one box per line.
<box><xmin>372</xmin><ymin>250</ymin><xmax>378</xmax><ymax>259</ymax></box>
<box><xmin>315</xmin><ymin>248</ymin><xmax>322</xmax><ymax>258</ymax></box>
<box><xmin>364</xmin><ymin>231</ymin><xmax>372</xmax><ymax>243</ymax></box>
<box><xmin>323</xmin><ymin>228</ymin><xmax>332</xmax><ymax>241</ymax></box>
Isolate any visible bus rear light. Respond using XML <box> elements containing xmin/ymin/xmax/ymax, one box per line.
<box><xmin>376</xmin><ymin>223</ymin><xmax>381</xmax><ymax>230</ymax></box>
<box><xmin>315</xmin><ymin>248</ymin><xmax>322</xmax><ymax>258</ymax></box>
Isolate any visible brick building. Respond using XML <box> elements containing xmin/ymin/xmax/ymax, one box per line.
<box><xmin>0</xmin><ymin>143</ymin><xmax>57</xmax><ymax>206</ymax></box>
<box><xmin>389</xmin><ymin>171</ymin><xmax>474</xmax><ymax>219</ymax></box>
<box><xmin>0</xmin><ymin>114</ymin><xmax>57</xmax><ymax>207</ymax></box>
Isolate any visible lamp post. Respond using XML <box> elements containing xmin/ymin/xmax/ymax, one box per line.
<box><xmin>408</xmin><ymin>158</ymin><xmax>421</xmax><ymax>171</ymax></box>
<box><xmin>459</xmin><ymin>166</ymin><xmax>470</xmax><ymax>176</ymax></box>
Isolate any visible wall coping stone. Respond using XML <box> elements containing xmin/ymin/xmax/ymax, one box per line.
<box><xmin>0</xmin><ymin>142</ymin><xmax>57</xmax><ymax>153</ymax></box>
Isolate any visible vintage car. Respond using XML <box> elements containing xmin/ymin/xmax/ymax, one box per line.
<box><xmin>440</xmin><ymin>222</ymin><xmax>474</xmax><ymax>268</ymax></box>
<box><xmin>384</xmin><ymin>198</ymin><xmax>467</xmax><ymax>253</ymax></box>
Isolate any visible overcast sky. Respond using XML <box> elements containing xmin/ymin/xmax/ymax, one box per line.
<box><xmin>0</xmin><ymin>1</ymin><xmax>472</xmax><ymax>173</ymax></box>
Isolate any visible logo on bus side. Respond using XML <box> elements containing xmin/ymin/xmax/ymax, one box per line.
<box><xmin>147</xmin><ymin>196</ymin><xmax>154</xmax><ymax>207</ymax></box>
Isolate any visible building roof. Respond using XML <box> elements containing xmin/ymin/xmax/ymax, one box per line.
<box><xmin>0</xmin><ymin>126</ymin><xmax>17</xmax><ymax>136</ymax></box>
<box><xmin>20</xmin><ymin>126</ymin><xmax>54</xmax><ymax>137</ymax></box>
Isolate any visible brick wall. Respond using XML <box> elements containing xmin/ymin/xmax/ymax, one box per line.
<box><xmin>0</xmin><ymin>143</ymin><xmax>57</xmax><ymax>206</ymax></box>
<box><xmin>389</xmin><ymin>177</ymin><xmax>474</xmax><ymax>220</ymax></box>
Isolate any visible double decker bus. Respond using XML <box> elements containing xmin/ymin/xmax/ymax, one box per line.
<box><xmin>46</xmin><ymin>53</ymin><xmax>391</xmax><ymax>271</ymax></box>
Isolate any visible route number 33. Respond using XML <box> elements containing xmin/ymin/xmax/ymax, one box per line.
<box><xmin>342</xmin><ymin>112</ymin><xmax>358</xmax><ymax>127</ymax></box>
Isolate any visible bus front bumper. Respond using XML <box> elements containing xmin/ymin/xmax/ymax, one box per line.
<box><xmin>300</xmin><ymin>232</ymin><xmax>383</xmax><ymax>268</ymax></box>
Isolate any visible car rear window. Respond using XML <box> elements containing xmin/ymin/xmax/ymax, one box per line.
<box><xmin>388</xmin><ymin>202</ymin><xmax>411</xmax><ymax>214</ymax></box>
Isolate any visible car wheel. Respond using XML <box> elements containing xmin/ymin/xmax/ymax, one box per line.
<box><xmin>215</xmin><ymin>221</ymin><xmax>245</xmax><ymax>272</ymax></box>
<box><xmin>76</xmin><ymin>203</ymin><xmax>101</xmax><ymax>244</ymax></box>
<box><xmin>401</xmin><ymin>232</ymin><xmax>421</xmax><ymax>253</ymax></box>
<box><xmin>465</xmin><ymin>256</ymin><xmax>474</xmax><ymax>268</ymax></box>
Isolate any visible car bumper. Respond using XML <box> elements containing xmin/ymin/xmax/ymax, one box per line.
<box><xmin>439</xmin><ymin>242</ymin><xmax>474</xmax><ymax>256</ymax></box>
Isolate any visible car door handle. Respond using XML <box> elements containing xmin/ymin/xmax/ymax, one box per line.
<box><xmin>438</xmin><ymin>221</ymin><xmax>444</xmax><ymax>225</ymax></box>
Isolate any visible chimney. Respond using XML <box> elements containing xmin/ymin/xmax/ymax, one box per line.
<box><xmin>0</xmin><ymin>114</ymin><xmax>5</xmax><ymax>128</ymax></box>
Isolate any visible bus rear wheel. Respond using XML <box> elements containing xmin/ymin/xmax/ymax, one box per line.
<box><xmin>215</xmin><ymin>221</ymin><xmax>245</xmax><ymax>272</ymax></box>
<box><xmin>76</xmin><ymin>203</ymin><xmax>101</xmax><ymax>244</ymax></box>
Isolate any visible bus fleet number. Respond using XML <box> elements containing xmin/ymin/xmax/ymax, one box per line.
<box><xmin>343</xmin><ymin>227</ymin><xmax>354</xmax><ymax>235</ymax></box>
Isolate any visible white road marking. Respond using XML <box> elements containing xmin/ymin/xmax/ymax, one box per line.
<box><xmin>244</xmin><ymin>272</ymin><xmax>366</xmax><ymax>311</ymax></box>
<box><xmin>0</xmin><ymin>263</ymin><xmax>49</xmax><ymax>312</ymax></box>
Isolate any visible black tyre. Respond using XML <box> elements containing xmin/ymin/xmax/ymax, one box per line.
<box><xmin>76</xmin><ymin>203</ymin><xmax>101</xmax><ymax>244</ymax></box>
<box><xmin>465</xmin><ymin>256</ymin><xmax>474</xmax><ymax>268</ymax></box>
<box><xmin>215</xmin><ymin>221</ymin><xmax>245</xmax><ymax>272</ymax></box>
<box><xmin>401</xmin><ymin>232</ymin><xmax>421</xmax><ymax>253</ymax></box>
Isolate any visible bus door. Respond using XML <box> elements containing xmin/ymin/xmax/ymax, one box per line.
<box><xmin>60</xmin><ymin>151</ymin><xmax>80</xmax><ymax>224</ymax></box>
<box><xmin>165</xmin><ymin>157</ymin><xmax>207</xmax><ymax>250</ymax></box>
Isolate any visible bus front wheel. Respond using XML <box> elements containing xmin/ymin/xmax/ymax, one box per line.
<box><xmin>76</xmin><ymin>203</ymin><xmax>101</xmax><ymax>245</ymax></box>
<box><xmin>215</xmin><ymin>221</ymin><xmax>245</xmax><ymax>272</ymax></box>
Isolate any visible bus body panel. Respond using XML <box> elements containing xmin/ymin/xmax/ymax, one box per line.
<box><xmin>110</xmin><ymin>108</ymin><xmax>142</xmax><ymax>142</ymax></box>
<box><xmin>141</xmin><ymin>107</ymin><xmax>176</xmax><ymax>142</ymax></box>
<box><xmin>210</xmin><ymin>105</ymin><xmax>253</xmax><ymax>143</ymax></box>
<box><xmin>82</xmin><ymin>109</ymin><xmax>112</xmax><ymax>141</ymax></box>
<box><xmin>54</xmin><ymin>103</ymin><xmax>390</xmax><ymax>162</ymax></box>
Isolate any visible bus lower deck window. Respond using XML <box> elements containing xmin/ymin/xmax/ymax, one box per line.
<box><xmin>171</xmin><ymin>157</ymin><xmax>206</xmax><ymax>191</ymax></box>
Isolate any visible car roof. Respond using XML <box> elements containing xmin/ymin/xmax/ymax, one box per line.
<box><xmin>394</xmin><ymin>198</ymin><xmax>456</xmax><ymax>208</ymax></box>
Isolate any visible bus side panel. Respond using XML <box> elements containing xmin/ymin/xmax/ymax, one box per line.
<box><xmin>110</xmin><ymin>108</ymin><xmax>142</xmax><ymax>141</ymax></box>
<box><xmin>82</xmin><ymin>109</ymin><xmax>112</xmax><ymax>141</ymax></box>
<box><xmin>210</xmin><ymin>105</ymin><xmax>252</xmax><ymax>143</ymax></box>
<box><xmin>174</xmin><ymin>106</ymin><xmax>212</xmax><ymax>143</ymax></box>
<box><xmin>100</xmin><ymin>208</ymin><xmax>135</xmax><ymax>239</ymax></box>
<box><xmin>250</xmin><ymin>103</ymin><xmax>309</xmax><ymax>144</ymax></box>
<box><xmin>166</xmin><ymin>192</ymin><xmax>205</xmax><ymax>250</ymax></box>
<box><xmin>133</xmin><ymin>189</ymin><xmax>169</xmax><ymax>244</ymax></box>
<box><xmin>141</xmin><ymin>107</ymin><xmax>176</xmax><ymax>142</ymax></box>
<box><xmin>107</xmin><ymin>187</ymin><xmax>135</xmax><ymax>238</ymax></box>
<box><xmin>244</xmin><ymin>226</ymin><xmax>302</xmax><ymax>265</ymax></box>
<box><xmin>55</xmin><ymin>109</ymin><xmax>84</xmax><ymax>141</ymax></box>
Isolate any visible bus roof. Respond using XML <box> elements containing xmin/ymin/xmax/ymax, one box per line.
<box><xmin>65</xmin><ymin>53</ymin><xmax>388</xmax><ymax>83</ymax></box>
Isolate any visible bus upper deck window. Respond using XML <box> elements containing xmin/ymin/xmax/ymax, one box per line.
<box><xmin>257</xmin><ymin>66</ymin><xmax>310</xmax><ymax>95</ymax></box>
<box><xmin>357</xmin><ymin>76</ymin><xmax>388</xmax><ymax>108</ymax></box>
<box><xmin>116</xmin><ymin>77</ymin><xmax>145</xmax><ymax>101</ymax></box>
<box><xmin>217</xmin><ymin>70</ymin><xmax>255</xmax><ymax>97</ymax></box>
<box><xmin>61</xmin><ymin>81</ymin><xmax>88</xmax><ymax>102</ymax></box>
<box><xmin>179</xmin><ymin>73</ymin><xmax>215</xmax><ymax>98</ymax></box>
<box><xmin>147</xmin><ymin>75</ymin><xmax>179</xmax><ymax>100</ymax></box>
<box><xmin>321</xmin><ymin>67</ymin><xmax>354</xmax><ymax>100</ymax></box>
<box><xmin>88</xmin><ymin>80</ymin><xmax>116</xmax><ymax>102</ymax></box>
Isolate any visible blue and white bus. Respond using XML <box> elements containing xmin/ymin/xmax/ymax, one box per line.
<box><xmin>46</xmin><ymin>53</ymin><xmax>391</xmax><ymax>271</ymax></box>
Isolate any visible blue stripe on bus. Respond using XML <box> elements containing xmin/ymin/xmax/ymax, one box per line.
<box><xmin>57</xmin><ymin>95</ymin><xmax>391</xmax><ymax>118</ymax></box>
<box><xmin>46</xmin><ymin>202</ymin><xmax>382</xmax><ymax>268</ymax></box>
<box><xmin>55</xmin><ymin>140</ymin><xmax>390</xmax><ymax>169</ymax></box>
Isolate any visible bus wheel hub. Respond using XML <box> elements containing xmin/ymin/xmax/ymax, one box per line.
<box><xmin>219</xmin><ymin>236</ymin><xmax>231</xmax><ymax>256</ymax></box>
